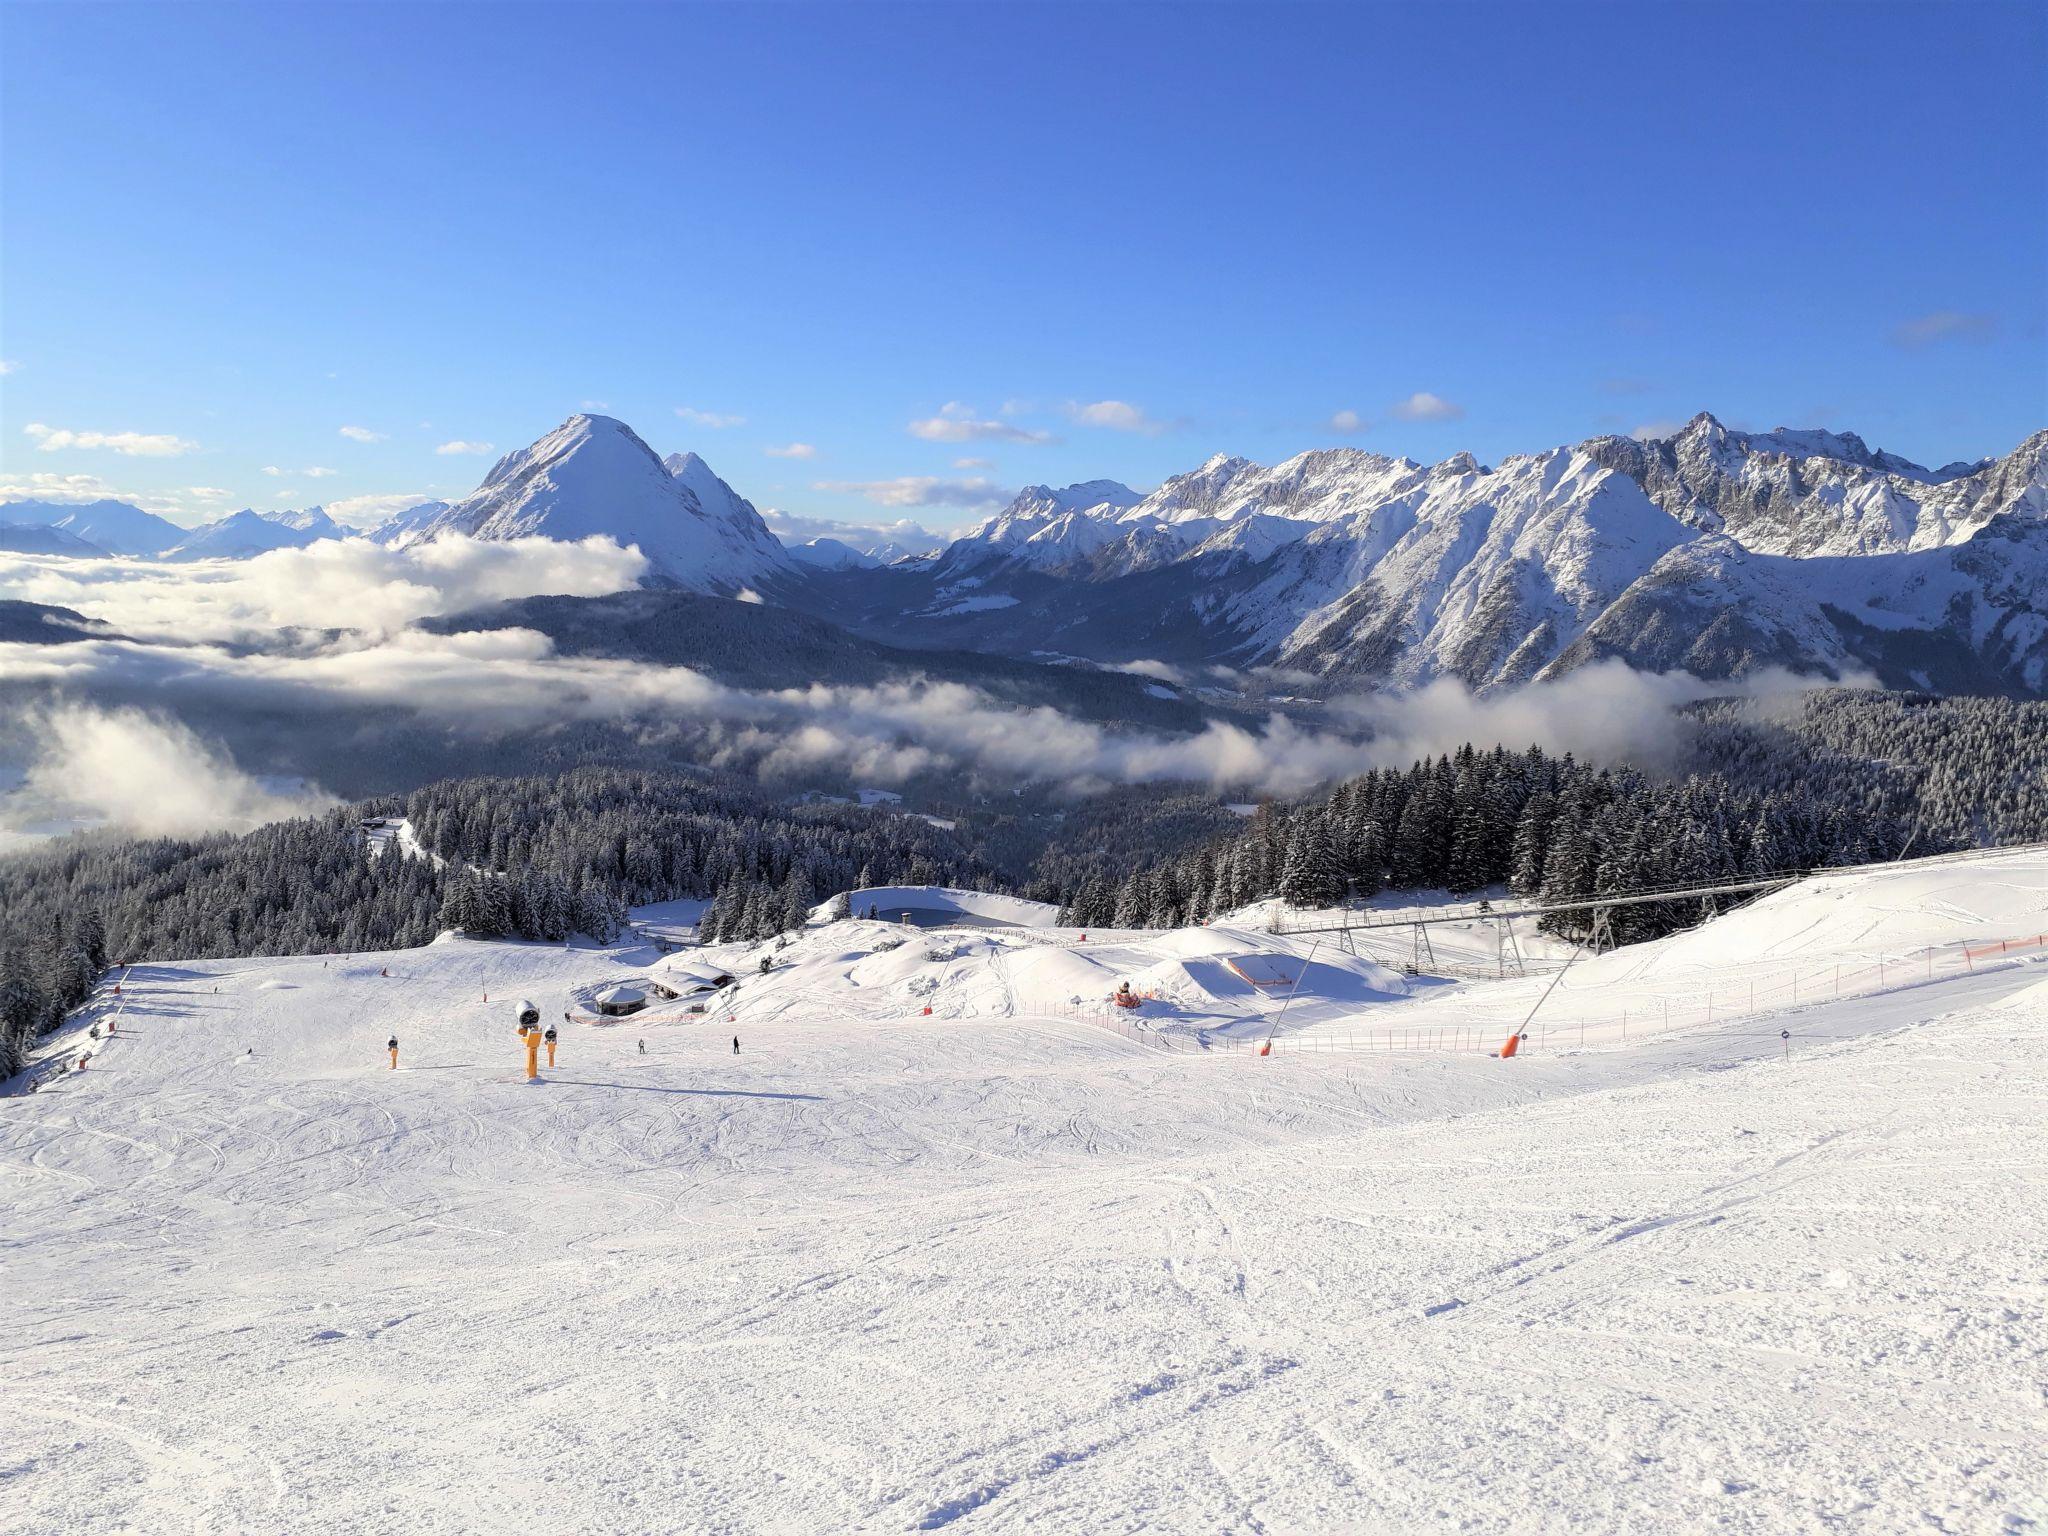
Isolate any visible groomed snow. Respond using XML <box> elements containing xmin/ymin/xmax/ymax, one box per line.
<box><xmin>5</xmin><ymin>853</ymin><xmax>2045</xmax><ymax>1532</ymax></box>
<box><xmin>837</xmin><ymin>885</ymin><xmax>1062</xmax><ymax>929</ymax></box>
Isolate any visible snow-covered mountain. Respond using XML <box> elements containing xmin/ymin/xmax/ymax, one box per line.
<box><xmin>1583</xmin><ymin>413</ymin><xmax>2044</xmax><ymax>556</ymax></box>
<box><xmin>964</xmin><ymin>480</ymin><xmax>1143</xmax><ymax>549</ymax></box>
<box><xmin>786</xmin><ymin>535</ymin><xmax>877</xmax><ymax>571</ymax></box>
<box><xmin>0</xmin><ymin>497</ymin><xmax>185</xmax><ymax>556</ymax></box>
<box><xmin>400</xmin><ymin>415</ymin><xmax>792</xmax><ymax>592</ymax></box>
<box><xmin>366</xmin><ymin>500</ymin><xmax>451</xmax><ymax>545</ymax></box>
<box><xmin>0</xmin><ymin>521</ymin><xmax>107</xmax><ymax>557</ymax></box>
<box><xmin>163</xmin><ymin>505</ymin><xmax>344</xmax><ymax>561</ymax></box>
<box><xmin>848</xmin><ymin>414</ymin><xmax>2048</xmax><ymax>695</ymax></box>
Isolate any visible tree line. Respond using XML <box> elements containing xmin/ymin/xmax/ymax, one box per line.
<box><xmin>1056</xmin><ymin>742</ymin><xmax>1923</xmax><ymax>943</ymax></box>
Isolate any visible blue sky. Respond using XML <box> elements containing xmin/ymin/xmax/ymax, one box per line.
<box><xmin>2</xmin><ymin>0</ymin><xmax>2042</xmax><ymax>531</ymax></box>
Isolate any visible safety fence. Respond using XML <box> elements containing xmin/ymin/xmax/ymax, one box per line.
<box><xmin>1963</xmin><ymin>932</ymin><xmax>2048</xmax><ymax>963</ymax></box>
<box><xmin>1294</xmin><ymin>926</ymin><xmax>2048</xmax><ymax>1056</ymax></box>
<box><xmin>12</xmin><ymin>968</ymin><xmax>132</xmax><ymax>1094</ymax></box>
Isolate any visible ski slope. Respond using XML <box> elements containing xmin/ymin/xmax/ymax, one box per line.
<box><xmin>4</xmin><ymin>856</ymin><xmax>2046</xmax><ymax>1533</ymax></box>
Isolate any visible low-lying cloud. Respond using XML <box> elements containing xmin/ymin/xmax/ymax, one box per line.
<box><xmin>2</xmin><ymin>703</ymin><xmax>338</xmax><ymax>846</ymax></box>
<box><xmin>0</xmin><ymin>540</ymin><xmax>1868</xmax><ymax>839</ymax></box>
<box><xmin>0</xmin><ymin>534</ymin><xmax>648</xmax><ymax>643</ymax></box>
<box><xmin>1328</xmin><ymin>660</ymin><xmax>1869</xmax><ymax>771</ymax></box>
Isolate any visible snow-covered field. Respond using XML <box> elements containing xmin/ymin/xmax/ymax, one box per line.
<box><xmin>4</xmin><ymin>854</ymin><xmax>2046</xmax><ymax>1533</ymax></box>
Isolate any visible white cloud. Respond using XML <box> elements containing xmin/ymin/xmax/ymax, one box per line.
<box><xmin>0</xmin><ymin>360</ymin><xmax>17</xmax><ymax>376</ymax></box>
<box><xmin>1064</xmin><ymin>399</ymin><xmax>1167</xmax><ymax>435</ymax></box>
<box><xmin>23</xmin><ymin>423</ymin><xmax>198</xmax><ymax>457</ymax></box>
<box><xmin>1327</xmin><ymin>409</ymin><xmax>1368</xmax><ymax>434</ymax></box>
<box><xmin>435</xmin><ymin>440</ymin><xmax>495</xmax><ymax>455</ymax></box>
<box><xmin>675</xmin><ymin>406</ymin><xmax>746</xmax><ymax>429</ymax></box>
<box><xmin>813</xmin><ymin>476</ymin><xmax>1012</xmax><ymax>510</ymax></box>
<box><xmin>765</xmin><ymin>442</ymin><xmax>817</xmax><ymax>460</ymax></box>
<box><xmin>263</xmin><ymin>465</ymin><xmax>337</xmax><ymax>478</ymax></box>
<box><xmin>338</xmin><ymin>425</ymin><xmax>386</xmax><ymax>443</ymax></box>
<box><xmin>1388</xmin><ymin>391</ymin><xmax>1464</xmax><ymax>423</ymax></box>
<box><xmin>1891</xmin><ymin>310</ymin><xmax>1996</xmax><ymax>348</ymax></box>
<box><xmin>908</xmin><ymin>402</ymin><xmax>1052</xmax><ymax>445</ymax></box>
<box><xmin>580</xmin><ymin>399</ymin><xmax>610</xmax><ymax>410</ymax></box>
<box><xmin>0</xmin><ymin>533</ymin><xmax>647</xmax><ymax>643</ymax></box>
<box><xmin>1328</xmin><ymin>663</ymin><xmax>1866</xmax><ymax>775</ymax></box>
<box><xmin>0</xmin><ymin>471</ymin><xmax>124</xmax><ymax>503</ymax></box>
<box><xmin>1118</xmin><ymin>659</ymin><xmax>1186</xmax><ymax>684</ymax></box>
<box><xmin>952</xmin><ymin>456</ymin><xmax>994</xmax><ymax>471</ymax></box>
<box><xmin>1629</xmin><ymin>419</ymin><xmax>1688</xmax><ymax>442</ymax></box>
<box><xmin>5</xmin><ymin>703</ymin><xmax>338</xmax><ymax>842</ymax></box>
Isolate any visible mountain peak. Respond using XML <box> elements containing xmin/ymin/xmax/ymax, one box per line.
<box><xmin>411</xmin><ymin>414</ymin><xmax>791</xmax><ymax>591</ymax></box>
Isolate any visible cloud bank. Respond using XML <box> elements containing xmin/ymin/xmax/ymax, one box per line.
<box><xmin>0</xmin><ymin>534</ymin><xmax>648</xmax><ymax>643</ymax></box>
<box><xmin>2</xmin><ymin>703</ymin><xmax>338</xmax><ymax>846</ymax></box>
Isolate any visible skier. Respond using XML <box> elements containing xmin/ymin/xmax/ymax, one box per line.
<box><xmin>387</xmin><ymin>1035</ymin><xmax>398</xmax><ymax>1069</ymax></box>
<box><xmin>637</xmin><ymin>1039</ymin><xmax>646</xmax><ymax>1054</ymax></box>
<box><xmin>732</xmin><ymin>1035</ymin><xmax>740</xmax><ymax>1056</ymax></box>
<box><xmin>543</xmin><ymin>1025</ymin><xmax>558</xmax><ymax>1067</ymax></box>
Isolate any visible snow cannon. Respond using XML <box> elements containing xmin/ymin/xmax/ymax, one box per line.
<box><xmin>515</xmin><ymin>1000</ymin><xmax>540</xmax><ymax>1030</ymax></box>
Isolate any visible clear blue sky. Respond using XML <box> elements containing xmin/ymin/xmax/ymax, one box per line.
<box><xmin>2</xmin><ymin>0</ymin><xmax>2042</xmax><ymax>529</ymax></box>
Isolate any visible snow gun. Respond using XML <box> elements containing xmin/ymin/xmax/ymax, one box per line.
<box><xmin>515</xmin><ymin>1000</ymin><xmax>540</xmax><ymax>1030</ymax></box>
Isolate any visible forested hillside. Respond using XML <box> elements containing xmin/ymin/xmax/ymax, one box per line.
<box><xmin>7</xmin><ymin>689</ymin><xmax>2047</xmax><ymax>1074</ymax></box>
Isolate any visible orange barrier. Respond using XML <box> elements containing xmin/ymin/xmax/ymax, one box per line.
<box><xmin>1964</xmin><ymin>932</ymin><xmax>2048</xmax><ymax>962</ymax></box>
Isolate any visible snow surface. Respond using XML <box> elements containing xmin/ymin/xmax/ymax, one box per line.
<box><xmin>837</xmin><ymin>885</ymin><xmax>1061</xmax><ymax>929</ymax></box>
<box><xmin>5</xmin><ymin>854</ymin><xmax>2046</xmax><ymax>1532</ymax></box>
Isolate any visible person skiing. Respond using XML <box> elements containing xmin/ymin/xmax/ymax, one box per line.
<box><xmin>387</xmin><ymin>1036</ymin><xmax>399</xmax><ymax>1069</ymax></box>
<box><xmin>732</xmin><ymin>1035</ymin><xmax>740</xmax><ymax>1056</ymax></box>
<box><xmin>543</xmin><ymin>1025</ymin><xmax>558</xmax><ymax>1067</ymax></box>
<box><xmin>637</xmin><ymin>1039</ymin><xmax>646</xmax><ymax>1054</ymax></box>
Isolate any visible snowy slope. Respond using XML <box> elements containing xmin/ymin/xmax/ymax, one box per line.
<box><xmin>1555</xmin><ymin>512</ymin><xmax>2048</xmax><ymax>692</ymax></box>
<box><xmin>1586</xmin><ymin>413</ymin><xmax>2047</xmax><ymax>555</ymax></box>
<box><xmin>962</xmin><ymin>480</ymin><xmax>1144</xmax><ymax>549</ymax></box>
<box><xmin>0</xmin><ymin>496</ymin><xmax>185</xmax><ymax>556</ymax></box>
<box><xmin>0</xmin><ymin>521</ymin><xmax>107</xmax><ymax>556</ymax></box>
<box><xmin>5</xmin><ymin>851</ymin><xmax>2044</xmax><ymax>1532</ymax></box>
<box><xmin>408</xmin><ymin>415</ymin><xmax>793</xmax><ymax>592</ymax></box>
<box><xmin>366</xmin><ymin>499</ymin><xmax>451</xmax><ymax>545</ymax></box>
<box><xmin>838</xmin><ymin>885</ymin><xmax>1063</xmax><ymax>927</ymax></box>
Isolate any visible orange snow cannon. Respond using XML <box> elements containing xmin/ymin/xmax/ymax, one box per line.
<box><xmin>524</xmin><ymin>1028</ymin><xmax>541</xmax><ymax>1082</ymax></box>
<box><xmin>1497</xmin><ymin>1030</ymin><xmax>1522</xmax><ymax>1059</ymax></box>
<box><xmin>1258</xmin><ymin>1040</ymin><xmax>1272</xmax><ymax>1058</ymax></box>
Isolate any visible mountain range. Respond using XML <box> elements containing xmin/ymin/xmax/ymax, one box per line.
<box><xmin>807</xmin><ymin>413</ymin><xmax>2047</xmax><ymax>696</ymax></box>
<box><xmin>6</xmin><ymin>409</ymin><xmax>2043</xmax><ymax>696</ymax></box>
